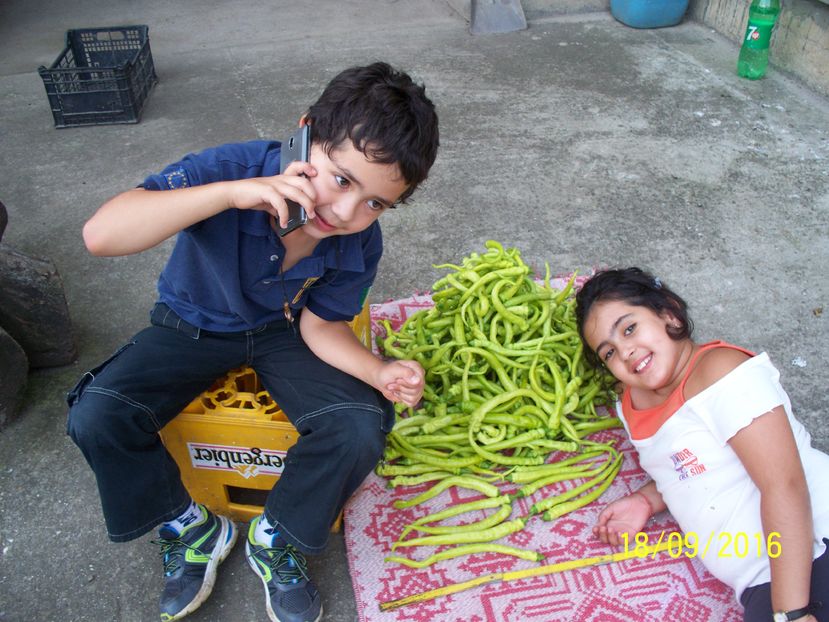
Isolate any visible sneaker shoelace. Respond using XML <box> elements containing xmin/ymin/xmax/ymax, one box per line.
<box><xmin>152</xmin><ymin>537</ymin><xmax>208</xmax><ymax>577</ymax></box>
<box><xmin>255</xmin><ymin>543</ymin><xmax>311</xmax><ymax>585</ymax></box>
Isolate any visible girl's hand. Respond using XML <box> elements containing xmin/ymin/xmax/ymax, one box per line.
<box><xmin>378</xmin><ymin>360</ymin><xmax>425</xmax><ymax>407</ymax></box>
<box><xmin>224</xmin><ymin>160</ymin><xmax>318</xmax><ymax>227</ymax></box>
<box><xmin>593</xmin><ymin>493</ymin><xmax>652</xmax><ymax>547</ymax></box>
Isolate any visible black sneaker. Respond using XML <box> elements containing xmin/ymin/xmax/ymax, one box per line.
<box><xmin>154</xmin><ymin>505</ymin><xmax>237</xmax><ymax>621</ymax></box>
<box><xmin>245</xmin><ymin>516</ymin><xmax>323</xmax><ymax>622</ymax></box>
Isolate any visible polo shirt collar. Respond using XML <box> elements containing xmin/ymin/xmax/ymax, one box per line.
<box><xmin>239</xmin><ymin>209</ymin><xmax>368</xmax><ymax>273</ymax></box>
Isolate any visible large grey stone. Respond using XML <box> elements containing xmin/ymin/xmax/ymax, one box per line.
<box><xmin>0</xmin><ymin>245</ymin><xmax>77</xmax><ymax>368</ymax></box>
<box><xmin>0</xmin><ymin>200</ymin><xmax>7</xmax><ymax>242</ymax></box>
<box><xmin>0</xmin><ymin>325</ymin><xmax>28</xmax><ymax>429</ymax></box>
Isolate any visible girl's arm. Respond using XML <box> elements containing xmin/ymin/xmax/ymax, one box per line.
<box><xmin>299</xmin><ymin>308</ymin><xmax>425</xmax><ymax>407</ymax></box>
<box><xmin>83</xmin><ymin>161</ymin><xmax>316</xmax><ymax>256</ymax></box>
<box><xmin>633</xmin><ymin>480</ymin><xmax>668</xmax><ymax>515</ymax></box>
<box><xmin>728</xmin><ymin>405</ymin><xmax>815</xmax><ymax>615</ymax></box>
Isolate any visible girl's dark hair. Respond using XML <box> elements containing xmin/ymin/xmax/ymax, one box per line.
<box><xmin>305</xmin><ymin>62</ymin><xmax>439</xmax><ymax>204</ymax></box>
<box><xmin>575</xmin><ymin>267</ymin><xmax>694</xmax><ymax>368</ymax></box>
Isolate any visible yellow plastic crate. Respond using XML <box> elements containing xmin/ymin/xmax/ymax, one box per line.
<box><xmin>159</xmin><ymin>303</ymin><xmax>372</xmax><ymax>526</ymax></box>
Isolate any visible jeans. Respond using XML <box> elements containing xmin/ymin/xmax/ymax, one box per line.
<box><xmin>67</xmin><ymin>303</ymin><xmax>394</xmax><ymax>553</ymax></box>
<box><xmin>740</xmin><ymin>538</ymin><xmax>829</xmax><ymax>622</ymax></box>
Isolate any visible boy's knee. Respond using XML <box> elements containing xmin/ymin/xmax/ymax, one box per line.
<box><xmin>67</xmin><ymin>394</ymin><xmax>102</xmax><ymax>447</ymax></box>
<box><xmin>67</xmin><ymin>390</ymin><xmax>156</xmax><ymax>450</ymax></box>
<box><xmin>327</xmin><ymin>409</ymin><xmax>387</xmax><ymax>464</ymax></box>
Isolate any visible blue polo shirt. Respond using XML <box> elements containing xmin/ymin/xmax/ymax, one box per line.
<box><xmin>141</xmin><ymin>140</ymin><xmax>382</xmax><ymax>332</ymax></box>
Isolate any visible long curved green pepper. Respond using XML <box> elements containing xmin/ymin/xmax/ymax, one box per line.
<box><xmin>476</xmin><ymin>424</ymin><xmax>508</xmax><ymax>445</ymax></box>
<box><xmin>507</xmin><ymin>449</ymin><xmax>607</xmax><ymax>483</ymax></box>
<box><xmin>542</xmin><ymin>457</ymin><xmax>623</xmax><ymax>521</ymax></box>
<box><xmin>390</xmin><ymin>432</ymin><xmax>482</xmax><ymax>470</ymax></box>
<box><xmin>407</xmin><ymin>495</ymin><xmax>510</xmax><ymax>529</ymax></box>
<box><xmin>570</xmin><ymin>342</ymin><xmax>583</xmax><ymax>377</ymax></box>
<box><xmin>391</xmin><ymin>413</ymin><xmax>431</xmax><ymax>434</ymax></box>
<box><xmin>529</xmin><ymin>355</ymin><xmax>558</xmax><ymax>403</ymax></box>
<box><xmin>392</xmin><ymin>518</ymin><xmax>527</xmax><ymax>550</ymax></box>
<box><xmin>405</xmin><ymin>502</ymin><xmax>514</xmax><ymax>536</ymax></box>
<box><xmin>516</xmin><ymin>462</ymin><xmax>607</xmax><ymax>499</ymax></box>
<box><xmin>559</xmin><ymin>415</ymin><xmax>582</xmax><ymax>444</ymax></box>
<box><xmin>476</xmin><ymin>428</ymin><xmax>546</xmax><ymax>452</ymax></box>
<box><xmin>388</xmin><ymin>471</ymin><xmax>456</xmax><ymax>488</ymax></box>
<box><xmin>393</xmin><ymin>475</ymin><xmax>500</xmax><ymax>510</ymax></box>
<box><xmin>547</xmin><ymin>359</ymin><xmax>566</xmax><ymax>430</ymax></box>
<box><xmin>467</xmin><ymin>432</ymin><xmax>546</xmax><ymax>466</ymax></box>
<box><xmin>405</xmin><ymin>432</ymin><xmax>468</xmax><ymax>447</ymax></box>
<box><xmin>468</xmin><ymin>388</ymin><xmax>546</xmax><ymax>433</ymax></box>
<box><xmin>420</xmin><ymin>413</ymin><xmax>469</xmax><ymax>434</ymax></box>
<box><xmin>459</xmin><ymin>267</ymin><xmax>528</xmax><ymax>305</ymax></box>
<box><xmin>553</xmin><ymin>271</ymin><xmax>577</xmax><ymax>304</ymax></box>
<box><xmin>377</xmin><ymin>462</ymin><xmax>454</xmax><ymax>477</ymax></box>
<box><xmin>490</xmin><ymin>280</ymin><xmax>529</xmax><ymax>331</ymax></box>
<box><xmin>530</xmin><ymin>453</ymin><xmax>623</xmax><ymax>516</ymax></box>
<box><xmin>573</xmin><ymin>418</ymin><xmax>623</xmax><ymax>437</ymax></box>
<box><xmin>528</xmin><ymin>439</ymin><xmax>580</xmax><ymax>453</ymax></box>
<box><xmin>576</xmin><ymin>382</ymin><xmax>601</xmax><ymax>411</ymax></box>
<box><xmin>456</xmin><ymin>345</ymin><xmax>530</xmax><ymax>373</ymax></box>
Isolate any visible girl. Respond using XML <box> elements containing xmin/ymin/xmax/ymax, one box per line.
<box><xmin>575</xmin><ymin>267</ymin><xmax>828</xmax><ymax>622</ymax></box>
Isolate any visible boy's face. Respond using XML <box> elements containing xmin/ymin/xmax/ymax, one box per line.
<box><xmin>302</xmin><ymin>140</ymin><xmax>407</xmax><ymax>239</ymax></box>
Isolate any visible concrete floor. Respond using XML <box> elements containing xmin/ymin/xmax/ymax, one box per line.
<box><xmin>1</xmin><ymin>0</ymin><xmax>828</xmax><ymax>620</ymax></box>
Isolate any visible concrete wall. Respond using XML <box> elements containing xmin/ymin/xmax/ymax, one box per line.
<box><xmin>456</xmin><ymin>1</ymin><xmax>829</xmax><ymax>97</ymax></box>
<box><xmin>688</xmin><ymin>0</ymin><xmax>829</xmax><ymax>97</ymax></box>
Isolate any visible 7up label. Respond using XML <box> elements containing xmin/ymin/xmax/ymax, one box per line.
<box><xmin>743</xmin><ymin>20</ymin><xmax>773</xmax><ymax>50</ymax></box>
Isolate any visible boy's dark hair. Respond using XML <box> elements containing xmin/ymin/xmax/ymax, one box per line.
<box><xmin>305</xmin><ymin>62</ymin><xmax>439</xmax><ymax>204</ymax></box>
<box><xmin>575</xmin><ymin>267</ymin><xmax>694</xmax><ymax>368</ymax></box>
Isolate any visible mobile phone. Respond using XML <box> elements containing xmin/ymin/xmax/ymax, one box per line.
<box><xmin>276</xmin><ymin>124</ymin><xmax>311</xmax><ymax>237</ymax></box>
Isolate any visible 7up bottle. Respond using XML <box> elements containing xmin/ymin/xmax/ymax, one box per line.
<box><xmin>737</xmin><ymin>0</ymin><xmax>781</xmax><ymax>80</ymax></box>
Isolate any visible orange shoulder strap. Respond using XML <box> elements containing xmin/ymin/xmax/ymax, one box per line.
<box><xmin>621</xmin><ymin>341</ymin><xmax>754</xmax><ymax>439</ymax></box>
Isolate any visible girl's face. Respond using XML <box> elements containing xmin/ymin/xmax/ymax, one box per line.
<box><xmin>583</xmin><ymin>299</ymin><xmax>691</xmax><ymax>396</ymax></box>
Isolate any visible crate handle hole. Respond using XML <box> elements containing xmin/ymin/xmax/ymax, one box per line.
<box><xmin>226</xmin><ymin>486</ymin><xmax>269</xmax><ymax>508</ymax></box>
<box><xmin>96</xmin><ymin>31</ymin><xmax>126</xmax><ymax>42</ymax></box>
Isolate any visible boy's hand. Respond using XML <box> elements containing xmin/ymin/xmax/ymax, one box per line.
<box><xmin>225</xmin><ymin>160</ymin><xmax>318</xmax><ymax>227</ymax></box>
<box><xmin>378</xmin><ymin>359</ymin><xmax>425</xmax><ymax>407</ymax></box>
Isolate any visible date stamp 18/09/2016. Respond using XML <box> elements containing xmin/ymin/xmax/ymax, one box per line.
<box><xmin>622</xmin><ymin>531</ymin><xmax>782</xmax><ymax>560</ymax></box>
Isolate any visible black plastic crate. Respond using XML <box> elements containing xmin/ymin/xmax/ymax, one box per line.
<box><xmin>38</xmin><ymin>25</ymin><xmax>158</xmax><ymax>128</ymax></box>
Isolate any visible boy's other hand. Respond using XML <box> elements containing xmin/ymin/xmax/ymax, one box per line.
<box><xmin>225</xmin><ymin>161</ymin><xmax>318</xmax><ymax>226</ymax></box>
<box><xmin>379</xmin><ymin>359</ymin><xmax>425</xmax><ymax>407</ymax></box>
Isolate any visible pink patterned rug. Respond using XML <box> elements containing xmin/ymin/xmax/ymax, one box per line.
<box><xmin>343</xmin><ymin>294</ymin><xmax>743</xmax><ymax>622</ymax></box>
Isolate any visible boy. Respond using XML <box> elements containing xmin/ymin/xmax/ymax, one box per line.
<box><xmin>67</xmin><ymin>62</ymin><xmax>439</xmax><ymax>622</ymax></box>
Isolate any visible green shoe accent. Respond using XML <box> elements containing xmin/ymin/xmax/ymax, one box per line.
<box><xmin>153</xmin><ymin>505</ymin><xmax>238</xmax><ymax>621</ymax></box>
<box><xmin>245</xmin><ymin>517</ymin><xmax>322</xmax><ymax>622</ymax></box>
